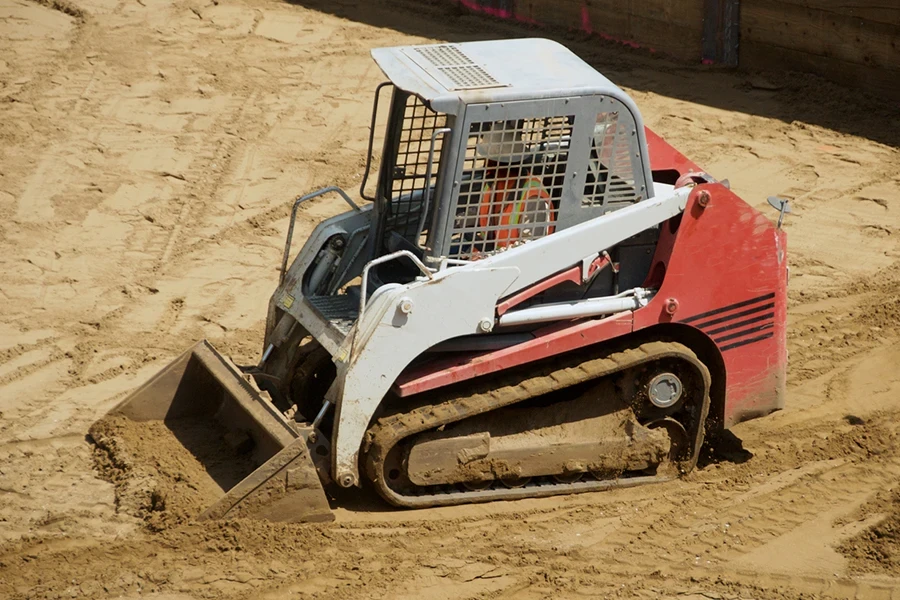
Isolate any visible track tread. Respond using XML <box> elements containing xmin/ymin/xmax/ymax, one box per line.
<box><xmin>364</xmin><ymin>341</ymin><xmax>712</xmax><ymax>508</ymax></box>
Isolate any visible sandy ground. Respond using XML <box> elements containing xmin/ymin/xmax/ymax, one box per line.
<box><xmin>1</xmin><ymin>0</ymin><xmax>900</xmax><ymax>597</ymax></box>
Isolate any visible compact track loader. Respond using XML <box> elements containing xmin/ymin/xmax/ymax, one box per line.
<box><xmin>94</xmin><ymin>39</ymin><xmax>788</xmax><ymax>523</ymax></box>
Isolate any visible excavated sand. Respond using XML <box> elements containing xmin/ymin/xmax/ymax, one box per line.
<box><xmin>840</xmin><ymin>489</ymin><xmax>900</xmax><ymax>575</ymax></box>
<box><xmin>1</xmin><ymin>0</ymin><xmax>900</xmax><ymax>597</ymax></box>
<box><xmin>89</xmin><ymin>415</ymin><xmax>256</xmax><ymax>530</ymax></box>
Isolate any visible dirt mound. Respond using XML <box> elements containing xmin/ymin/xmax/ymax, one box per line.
<box><xmin>840</xmin><ymin>489</ymin><xmax>900</xmax><ymax>575</ymax></box>
<box><xmin>89</xmin><ymin>415</ymin><xmax>256</xmax><ymax>531</ymax></box>
<box><xmin>807</xmin><ymin>415</ymin><xmax>898</xmax><ymax>462</ymax></box>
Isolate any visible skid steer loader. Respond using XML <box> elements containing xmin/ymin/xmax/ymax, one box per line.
<box><xmin>93</xmin><ymin>39</ymin><xmax>788</xmax><ymax>523</ymax></box>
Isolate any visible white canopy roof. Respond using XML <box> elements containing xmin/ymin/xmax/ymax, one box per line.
<box><xmin>371</xmin><ymin>38</ymin><xmax>629</xmax><ymax>115</ymax></box>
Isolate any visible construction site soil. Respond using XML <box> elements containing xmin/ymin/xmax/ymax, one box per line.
<box><xmin>1</xmin><ymin>0</ymin><xmax>899</xmax><ymax>597</ymax></box>
<box><xmin>90</xmin><ymin>415</ymin><xmax>259</xmax><ymax>531</ymax></box>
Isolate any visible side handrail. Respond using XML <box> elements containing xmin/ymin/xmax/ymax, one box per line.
<box><xmin>359</xmin><ymin>82</ymin><xmax>392</xmax><ymax>202</ymax></box>
<box><xmin>280</xmin><ymin>186</ymin><xmax>361</xmax><ymax>284</ymax></box>
<box><xmin>358</xmin><ymin>250</ymin><xmax>434</xmax><ymax>326</ymax></box>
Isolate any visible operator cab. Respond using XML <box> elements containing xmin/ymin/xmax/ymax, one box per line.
<box><xmin>364</xmin><ymin>39</ymin><xmax>656</xmax><ymax>296</ymax></box>
<box><xmin>280</xmin><ymin>39</ymin><xmax>663</xmax><ymax>351</ymax></box>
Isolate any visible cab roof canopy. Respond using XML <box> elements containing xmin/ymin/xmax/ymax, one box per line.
<box><xmin>371</xmin><ymin>38</ymin><xmax>629</xmax><ymax>116</ymax></box>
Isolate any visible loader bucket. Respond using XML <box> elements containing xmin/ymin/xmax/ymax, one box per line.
<box><xmin>97</xmin><ymin>340</ymin><xmax>334</xmax><ymax>523</ymax></box>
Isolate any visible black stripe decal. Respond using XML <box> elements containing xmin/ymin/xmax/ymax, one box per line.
<box><xmin>706</xmin><ymin>312</ymin><xmax>775</xmax><ymax>336</ymax></box>
<box><xmin>720</xmin><ymin>332</ymin><xmax>775</xmax><ymax>352</ymax></box>
<box><xmin>682</xmin><ymin>292</ymin><xmax>775</xmax><ymax>324</ymax></box>
<box><xmin>693</xmin><ymin>303</ymin><xmax>775</xmax><ymax>330</ymax></box>
<box><xmin>713</xmin><ymin>322</ymin><xmax>774</xmax><ymax>344</ymax></box>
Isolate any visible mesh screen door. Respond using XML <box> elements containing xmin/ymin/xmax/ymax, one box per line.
<box><xmin>439</xmin><ymin>99</ymin><xmax>581</xmax><ymax>260</ymax></box>
<box><xmin>430</xmin><ymin>96</ymin><xmax>649</xmax><ymax>260</ymax></box>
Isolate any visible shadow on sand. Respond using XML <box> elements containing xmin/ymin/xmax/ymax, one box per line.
<box><xmin>284</xmin><ymin>0</ymin><xmax>899</xmax><ymax>148</ymax></box>
<box><xmin>698</xmin><ymin>428</ymin><xmax>754</xmax><ymax>469</ymax></box>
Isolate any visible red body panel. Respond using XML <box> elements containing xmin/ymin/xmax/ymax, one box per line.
<box><xmin>644</xmin><ymin>128</ymin><xmax>704</xmax><ymax>175</ymax></box>
<box><xmin>394</xmin><ymin>129</ymin><xmax>788</xmax><ymax>430</ymax></box>
<box><xmin>635</xmin><ymin>187</ymin><xmax>788</xmax><ymax>426</ymax></box>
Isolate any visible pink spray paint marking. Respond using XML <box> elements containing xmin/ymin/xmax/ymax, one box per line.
<box><xmin>580</xmin><ymin>3</ymin><xmax>592</xmax><ymax>34</ymax></box>
<box><xmin>458</xmin><ymin>0</ymin><xmax>539</xmax><ymax>25</ymax></box>
<box><xmin>456</xmin><ymin>0</ymin><xmax>657</xmax><ymax>54</ymax></box>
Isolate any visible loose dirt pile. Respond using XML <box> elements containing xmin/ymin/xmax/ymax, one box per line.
<box><xmin>1</xmin><ymin>0</ymin><xmax>900</xmax><ymax>597</ymax></box>
<box><xmin>840</xmin><ymin>489</ymin><xmax>900</xmax><ymax>575</ymax></box>
<box><xmin>0</xmin><ymin>519</ymin><xmax>341</xmax><ymax>599</ymax></box>
<box><xmin>89</xmin><ymin>415</ymin><xmax>256</xmax><ymax>530</ymax></box>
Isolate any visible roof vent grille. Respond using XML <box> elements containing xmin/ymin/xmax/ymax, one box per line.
<box><xmin>407</xmin><ymin>44</ymin><xmax>504</xmax><ymax>91</ymax></box>
<box><xmin>414</xmin><ymin>44</ymin><xmax>473</xmax><ymax>68</ymax></box>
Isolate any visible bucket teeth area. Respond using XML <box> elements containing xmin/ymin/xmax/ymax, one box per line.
<box><xmin>89</xmin><ymin>340</ymin><xmax>333</xmax><ymax>526</ymax></box>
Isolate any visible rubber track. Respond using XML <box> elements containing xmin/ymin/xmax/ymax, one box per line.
<box><xmin>364</xmin><ymin>341</ymin><xmax>712</xmax><ymax>508</ymax></box>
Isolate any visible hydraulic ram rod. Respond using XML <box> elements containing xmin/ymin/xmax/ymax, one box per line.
<box><xmin>498</xmin><ymin>289</ymin><xmax>654</xmax><ymax>327</ymax></box>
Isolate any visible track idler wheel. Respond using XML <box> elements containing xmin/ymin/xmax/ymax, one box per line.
<box><xmin>553</xmin><ymin>472</ymin><xmax>584</xmax><ymax>484</ymax></box>
<box><xmin>499</xmin><ymin>476</ymin><xmax>531</xmax><ymax>489</ymax></box>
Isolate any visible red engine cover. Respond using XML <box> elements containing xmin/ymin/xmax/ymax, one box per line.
<box><xmin>634</xmin><ymin>186</ymin><xmax>788</xmax><ymax>427</ymax></box>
